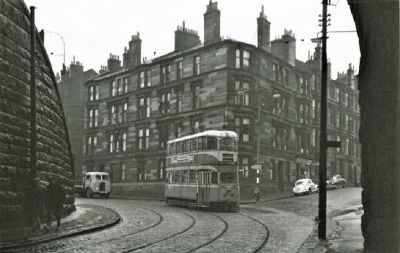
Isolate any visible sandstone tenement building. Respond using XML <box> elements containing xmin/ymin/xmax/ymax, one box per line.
<box><xmin>82</xmin><ymin>1</ymin><xmax>360</xmax><ymax>196</ymax></box>
<box><xmin>58</xmin><ymin>59</ymin><xmax>97</xmax><ymax>178</ymax></box>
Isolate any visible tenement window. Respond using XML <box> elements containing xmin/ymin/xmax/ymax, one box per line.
<box><xmin>108</xmin><ymin>131</ymin><xmax>127</xmax><ymax>153</ymax></box>
<box><xmin>177</xmin><ymin>61</ymin><xmax>183</xmax><ymax>80</ymax></box>
<box><xmin>192</xmin><ymin>84</ymin><xmax>202</xmax><ymax>109</ymax></box>
<box><xmin>109</xmin><ymin>101</ymin><xmax>128</xmax><ymax>124</ymax></box>
<box><xmin>86</xmin><ymin>135</ymin><xmax>97</xmax><ymax>155</ymax></box>
<box><xmin>235</xmin><ymin>117</ymin><xmax>251</xmax><ymax>142</ymax></box>
<box><xmin>235</xmin><ymin>49</ymin><xmax>251</xmax><ymax>68</ymax></box>
<box><xmin>193</xmin><ymin>56</ymin><xmax>200</xmax><ymax>75</ymax></box>
<box><xmin>159</xmin><ymin>91</ymin><xmax>171</xmax><ymax>115</ymax></box>
<box><xmin>233</xmin><ymin>80</ymin><xmax>250</xmax><ymax>106</ymax></box>
<box><xmin>139</xmin><ymin>70</ymin><xmax>151</xmax><ymax>88</ymax></box>
<box><xmin>138</xmin><ymin>96</ymin><xmax>151</xmax><ymax>119</ymax></box>
<box><xmin>88</xmin><ymin>108</ymin><xmax>99</xmax><ymax>128</ymax></box>
<box><xmin>138</xmin><ymin>128</ymin><xmax>150</xmax><ymax>150</ymax></box>
<box><xmin>161</xmin><ymin>65</ymin><xmax>171</xmax><ymax>84</ymax></box>
<box><xmin>111</xmin><ymin>78</ymin><xmax>127</xmax><ymax>97</ymax></box>
<box><xmin>88</xmin><ymin>83</ymin><xmax>99</xmax><ymax>101</ymax></box>
<box><xmin>158</xmin><ymin>124</ymin><xmax>169</xmax><ymax>149</ymax></box>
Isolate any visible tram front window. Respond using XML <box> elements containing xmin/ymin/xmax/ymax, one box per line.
<box><xmin>207</xmin><ymin>136</ymin><xmax>218</xmax><ymax>150</ymax></box>
<box><xmin>219</xmin><ymin>137</ymin><xmax>236</xmax><ymax>151</ymax></box>
<box><xmin>220</xmin><ymin>172</ymin><xmax>235</xmax><ymax>183</ymax></box>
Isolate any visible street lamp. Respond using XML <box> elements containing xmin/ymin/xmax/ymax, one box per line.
<box><xmin>29</xmin><ymin>6</ymin><xmax>37</xmax><ymax>179</ymax></box>
<box><xmin>45</xmin><ymin>30</ymin><xmax>66</xmax><ymax>69</ymax></box>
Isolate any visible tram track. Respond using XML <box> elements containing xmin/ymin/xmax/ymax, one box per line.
<box><xmin>238</xmin><ymin>212</ymin><xmax>270</xmax><ymax>253</ymax></box>
<box><xmin>55</xmin><ymin>208</ymin><xmax>164</xmax><ymax>253</ymax></box>
<box><xmin>121</xmin><ymin>209</ymin><xmax>196</xmax><ymax>253</ymax></box>
<box><xmin>184</xmin><ymin>213</ymin><xmax>229</xmax><ymax>253</ymax></box>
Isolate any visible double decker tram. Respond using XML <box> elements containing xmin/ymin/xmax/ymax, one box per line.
<box><xmin>165</xmin><ymin>130</ymin><xmax>239</xmax><ymax>211</ymax></box>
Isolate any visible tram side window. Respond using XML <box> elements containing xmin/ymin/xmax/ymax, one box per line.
<box><xmin>176</xmin><ymin>141</ymin><xmax>183</xmax><ymax>154</ymax></box>
<box><xmin>207</xmin><ymin>137</ymin><xmax>218</xmax><ymax>150</ymax></box>
<box><xmin>211</xmin><ymin>172</ymin><xmax>218</xmax><ymax>184</ymax></box>
<box><xmin>182</xmin><ymin>170</ymin><xmax>189</xmax><ymax>184</ymax></box>
<box><xmin>189</xmin><ymin>170</ymin><xmax>197</xmax><ymax>184</ymax></box>
<box><xmin>183</xmin><ymin>140</ymin><xmax>189</xmax><ymax>153</ymax></box>
<box><xmin>220</xmin><ymin>172</ymin><xmax>236</xmax><ymax>183</ymax></box>
<box><xmin>198</xmin><ymin>136</ymin><xmax>207</xmax><ymax>150</ymax></box>
<box><xmin>168</xmin><ymin>172</ymin><xmax>174</xmax><ymax>183</ymax></box>
<box><xmin>190</xmin><ymin>138</ymin><xmax>198</xmax><ymax>151</ymax></box>
<box><xmin>176</xmin><ymin>171</ymin><xmax>183</xmax><ymax>184</ymax></box>
<box><xmin>168</xmin><ymin>143</ymin><xmax>175</xmax><ymax>155</ymax></box>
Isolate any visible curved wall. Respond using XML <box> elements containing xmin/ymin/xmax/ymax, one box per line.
<box><xmin>0</xmin><ymin>0</ymin><xmax>75</xmax><ymax>228</ymax></box>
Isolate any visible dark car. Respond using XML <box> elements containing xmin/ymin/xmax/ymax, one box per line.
<box><xmin>327</xmin><ymin>174</ymin><xmax>347</xmax><ymax>189</ymax></box>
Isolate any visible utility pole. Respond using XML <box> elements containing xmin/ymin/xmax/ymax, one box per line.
<box><xmin>255</xmin><ymin>92</ymin><xmax>261</xmax><ymax>202</ymax></box>
<box><xmin>318</xmin><ymin>0</ymin><xmax>328</xmax><ymax>240</ymax></box>
<box><xmin>29</xmin><ymin>6</ymin><xmax>37</xmax><ymax>180</ymax></box>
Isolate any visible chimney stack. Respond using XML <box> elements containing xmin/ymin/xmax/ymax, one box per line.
<box><xmin>271</xmin><ymin>29</ymin><xmax>296</xmax><ymax>66</ymax></box>
<box><xmin>99</xmin><ymin>65</ymin><xmax>108</xmax><ymax>75</ymax></box>
<box><xmin>107</xmin><ymin>54</ymin><xmax>121</xmax><ymax>73</ymax></box>
<box><xmin>257</xmin><ymin>5</ymin><xmax>271</xmax><ymax>52</ymax></box>
<box><xmin>175</xmin><ymin>21</ymin><xmax>201</xmax><ymax>51</ymax></box>
<box><xmin>204</xmin><ymin>0</ymin><xmax>220</xmax><ymax>45</ymax></box>
<box><xmin>123</xmin><ymin>32</ymin><xmax>142</xmax><ymax>69</ymax></box>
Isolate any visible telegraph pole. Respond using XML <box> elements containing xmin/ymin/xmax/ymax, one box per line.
<box><xmin>29</xmin><ymin>6</ymin><xmax>37</xmax><ymax>179</ymax></box>
<box><xmin>318</xmin><ymin>0</ymin><xmax>328</xmax><ymax>240</ymax></box>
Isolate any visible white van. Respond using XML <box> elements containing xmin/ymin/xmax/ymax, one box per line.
<box><xmin>84</xmin><ymin>172</ymin><xmax>112</xmax><ymax>198</ymax></box>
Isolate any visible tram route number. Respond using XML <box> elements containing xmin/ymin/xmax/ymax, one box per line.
<box><xmin>171</xmin><ymin>155</ymin><xmax>195</xmax><ymax>164</ymax></box>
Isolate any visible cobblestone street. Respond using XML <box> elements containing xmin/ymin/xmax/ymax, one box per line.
<box><xmin>13</xmin><ymin>188</ymin><xmax>361</xmax><ymax>253</ymax></box>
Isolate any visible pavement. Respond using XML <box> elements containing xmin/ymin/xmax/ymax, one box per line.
<box><xmin>0</xmin><ymin>193</ymin><xmax>363</xmax><ymax>253</ymax></box>
<box><xmin>297</xmin><ymin>205</ymin><xmax>363</xmax><ymax>253</ymax></box>
<box><xmin>0</xmin><ymin>204</ymin><xmax>121</xmax><ymax>252</ymax></box>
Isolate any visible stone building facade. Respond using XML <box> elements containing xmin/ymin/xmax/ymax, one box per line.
<box><xmin>58</xmin><ymin>60</ymin><xmax>97</xmax><ymax>179</ymax></box>
<box><xmin>83</xmin><ymin>1</ymin><xmax>360</xmax><ymax>195</ymax></box>
<box><xmin>0</xmin><ymin>0</ymin><xmax>75</xmax><ymax>229</ymax></box>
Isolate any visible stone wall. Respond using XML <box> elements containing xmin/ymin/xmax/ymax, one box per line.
<box><xmin>0</xmin><ymin>0</ymin><xmax>75</xmax><ymax>229</ymax></box>
<box><xmin>349</xmin><ymin>0</ymin><xmax>399</xmax><ymax>251</ymax></box>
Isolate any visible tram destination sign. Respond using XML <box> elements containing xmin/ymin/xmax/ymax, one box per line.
<box><xmin>171</xmin><ymin>155</ymin><xmax>194</xmax><ymax>165</ymax></box>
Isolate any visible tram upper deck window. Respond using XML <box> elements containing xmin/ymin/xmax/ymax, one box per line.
<box><xmin>198</xmin><ymin>136</ymin><xmax>207</xmax><ymax>150</ymax></box>
<box><xmin>219</xmin><ymin>137</ymin><xmax>236</xmax><ymax>151</ymax></box>
<box><xmin>190</xmin><ymin>138</ymin><xmax>198</xmax><ymax>151</ymax></box>
<box><xmin>176</xmin><ymin>141</ymin><xmax>183</xmax><ymax>154</ymax></box>
<box><xmin>207</xmin><ymin>136</ymin><xmax>218</xmax><ymax>150</ymax></box>
<box><xmin>168</xmin><ymin>143</ymin><xmax>175</xmax><ymax>155</ymax></box>
<box><xmin>183</xmin><ymin>140</ymin><xmax>190</xmax><ymax>153</ymax></box>
<box><xmin>220</xmin><ymin>172</ymin><xmax>236</xmax><ymax>183</ymax></box>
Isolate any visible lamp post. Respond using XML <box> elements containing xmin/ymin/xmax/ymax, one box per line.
<box><xmin>29</xmin><ymin>6</ymin><xmax>37</xmax><ymax>179</ymax></box>
<box><xmin>45</xmin><ymin>30</ymin><xmax>66</xmax><ymax>69</ymax></box>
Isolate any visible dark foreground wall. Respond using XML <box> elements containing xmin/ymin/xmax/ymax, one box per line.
<box><xmin>348</xmin><ymin>0</ymin><xmax>400</xmax><ymax>252</ymax></box>
<box><xmin>0</xmin><ymin>0</ymin><xmax>75</xmax><ymax>229</ymax></box>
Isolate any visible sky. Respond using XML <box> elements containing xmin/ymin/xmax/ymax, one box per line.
<box><xmin>25</xmin><ymin>0</ymin><xmax>360</xmax><ymax>78</ymax></box>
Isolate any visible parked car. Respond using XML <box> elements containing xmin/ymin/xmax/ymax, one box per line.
<box><xmin>293</xmin><ymin>178</ymin><xmax>318</xmax><ymax>196</ymax></box>
<box><xmin>327</xmin><ymin>174</ymin><xmax>347</xmax><ymax>189</ymax></box>
<box><xmin>82</xmin><ymin>172</ymin><xmax>112</xmax><ymax>198</ymax></box>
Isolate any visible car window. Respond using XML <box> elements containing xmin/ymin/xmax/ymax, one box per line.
<box><xmin>86</xmin><ymin>175</ymin><xmax>90</xmax><ymax>180</ymax></box>
<box><xmin>95</xmin><ymin>175</ymin><xmax>101</xmax><ymax>180</ymax></box>
<box><xmin>102</xmin><ymin>175</ymin><xmax>109</xmax><ymax>180</ymax></box>
<box><xmin>295</xmin><ymin>181</ymin><xmax>304</xmax><ymax>185</ymax></box>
